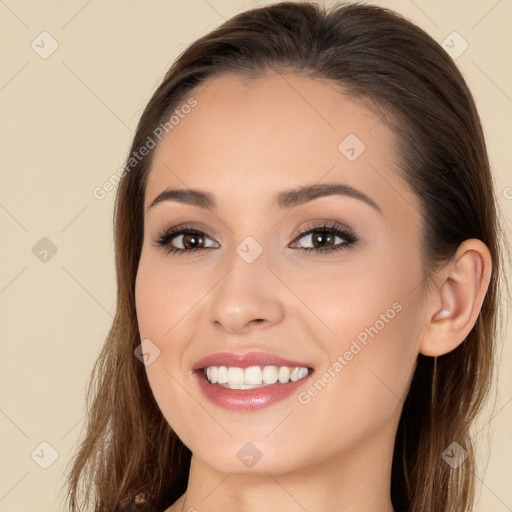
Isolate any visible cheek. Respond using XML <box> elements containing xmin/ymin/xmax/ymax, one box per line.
<box><xmin>135</xmin><ymin>254</ymin><xmax>206</xmax><ymax>446</ymax></box>
<box><xmin>135</xmin><ymin>263</ymin><xmax>167</xmax><ymax>340</ymax></box>
<box><xmin>289</xmin><ymin>249</ymin><xmax>422</xmax><ymax>420</ymax></box>
<box><xmin>135</xmin><ymin>252</ymin><xmax>205</xmax><ymax>340</ymax></box>
<box><xmin>290</xmin><ymin>301</ymin><xmax>420</xmax><ymax>463</ymax></box>
<box><xmin>285</xmin><ymin>245</ymin><xmax>420</xmax><ymax>345</ymax></box>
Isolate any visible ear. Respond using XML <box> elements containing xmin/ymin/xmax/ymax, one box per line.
<box><xmin>419</xmin><ymin>239</ymin><xmax>492</xmax><ymax>357</ymax></box>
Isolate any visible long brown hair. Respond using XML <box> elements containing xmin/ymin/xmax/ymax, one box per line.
<box><xmin>64</xmin><ymin>2</ymin><xmax>510</xmax><ymax>511</ymax></box>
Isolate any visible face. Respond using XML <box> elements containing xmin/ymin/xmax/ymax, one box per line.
<box><xmin>135</xmin><ymin>72</ymin><xmax>427</xmax><ymax>476</ymax></box>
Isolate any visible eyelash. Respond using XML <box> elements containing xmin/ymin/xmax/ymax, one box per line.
<box><xmin>153</xmin><ymin>221</ymin><xmax>358</xmax><ymax>257</ymax></box>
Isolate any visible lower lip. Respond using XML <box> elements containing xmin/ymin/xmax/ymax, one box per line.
<box><xmin>194</xmin><ymin>370</ymin><xmax>314</xmax><ymax>411</ymax></box>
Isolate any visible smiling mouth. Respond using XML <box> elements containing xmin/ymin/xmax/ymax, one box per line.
<box><xmin>202</xmin><ymin>364</ymin><xmax>312</xmax><ymax>389</ymax></box>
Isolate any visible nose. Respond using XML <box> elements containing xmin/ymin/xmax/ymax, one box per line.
<box><xmin>207</xmin><ymin>253</ymin><xmax>285</xmax><ymax>335</ymax></box>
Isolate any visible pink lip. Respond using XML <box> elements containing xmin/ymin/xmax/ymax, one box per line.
<box><xmin>192</xmin><ymin>351</ymin><xmax>315</xmax><ymax>411</ymax></box>
<box><xmin>192</xmin><ymin>351</ymin><xmax>314</xmax><ymax>371</ymax></box>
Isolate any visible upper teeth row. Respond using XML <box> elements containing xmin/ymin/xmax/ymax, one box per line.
<box><xmin>204</xmin><ymin>365</ymin><xmax>309</xmax><ymax>387</ymax></box>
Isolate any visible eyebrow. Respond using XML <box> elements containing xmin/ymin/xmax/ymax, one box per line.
<box><xmin>147</xmin><ymin>182</ymin><xmax>381</xmax><ymax>213</ymax></box>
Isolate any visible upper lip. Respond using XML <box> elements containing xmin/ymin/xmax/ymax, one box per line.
<box><xmin>192</xmin><ymin>351</ymin><xmax>314</xmax><ymax>371</ymax></box>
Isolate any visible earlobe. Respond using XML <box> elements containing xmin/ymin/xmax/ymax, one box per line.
<box><xmin>419</xmin><ymin>239</ymin><xmax>492</xmax><ymax>357</ymax></box>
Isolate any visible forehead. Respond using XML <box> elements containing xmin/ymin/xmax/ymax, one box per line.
<box><xmin>145</xmin><ymin>72</ymin><xmax>416</xmax><ymax>216</ymax></box>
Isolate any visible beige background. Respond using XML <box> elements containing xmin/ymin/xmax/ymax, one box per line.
<box><xmin>0</xmin><ymin>1</ymin><xmax>511</xmax><ymax>510</ymax></box>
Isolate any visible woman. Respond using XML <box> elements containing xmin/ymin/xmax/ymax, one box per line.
<box><xmin>65</xmin><ymin>2</ymin><xmax>510</xmax><ymax>511</ymax></box>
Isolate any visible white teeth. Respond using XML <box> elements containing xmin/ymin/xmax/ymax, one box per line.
<box><xmin>227</xmin><ymin>367</ymin><xmax>244</xmax><ymax>386</ymax></box>
<box><xmin>278</xmin><ymin>366</ymin><xmax>290</xmax><ymax>383</ymax></box>
<box><xmin>262</xmin><ymin>366</ymin><xmax>278</xmax><ymax>384</ymax></box>
<box><xmin>217</xmin><ymin>366</ymin><xmax>228</xmax><ymax>384</ymax></box>
<box><xmin>244</xmin><ymin>366</ymin><xmax>263</xmax><ymax>385</ymax></box>
<box><xmin>290</xmin><ymin>367</ymin><xmax>301</xmax><ymax>381</ymax></box>
<box><xmin>203</xmin><ymin>365</ymin><xmax>310</xmax><ymax>389</ymax></box>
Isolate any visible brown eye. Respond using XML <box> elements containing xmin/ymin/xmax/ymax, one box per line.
<box><xmin>154</xmin><ymin>227</ymin><xmax>218</xmax><ymax>255</ymax></box>
<box><xmin>303</xmin><ymin>231</ymin><xmax>337</xmax><ymax>249</ymax></box>
<box><xmin>179</xmin><ymin>233</ymin><xmax>206</xmax><ymax>250</ymax></box>
<box><xmin>291</xmin><ymin>222</ymin><xmax>358</xmax><ymax>255</ymax></box>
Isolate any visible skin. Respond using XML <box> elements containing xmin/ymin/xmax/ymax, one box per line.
<box><xmin>134</xmin><ymin>72</ymin><xmax>492</xmax><ymax>512</ymax></box>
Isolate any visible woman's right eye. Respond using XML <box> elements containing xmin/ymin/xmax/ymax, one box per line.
<box><xmin>154</xmin><ymin>227</ymin><xmax>218</xmax><ymax>255</ymax></box>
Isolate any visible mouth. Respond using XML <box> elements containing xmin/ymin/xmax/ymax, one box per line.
<box><xmin>192</xmin><ymin>351</ymin><xmax>315</xmax><ymax>411</ymax></box>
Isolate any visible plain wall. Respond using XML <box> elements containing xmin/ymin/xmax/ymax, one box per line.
<box><xmin>1</xmin><ymin>1</ymin><xmax>511</xmax><ymax>510</ymax></box>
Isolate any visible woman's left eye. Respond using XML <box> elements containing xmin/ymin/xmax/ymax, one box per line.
<box><xmin>153</xmin><ymin>222</ymin><xmax>358</xmax><ymax>256</ymax></box>
<box><xmin>291</xmin><ymin>223</ymin><xmax>358</xmax><ymax>254</ymax></box>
